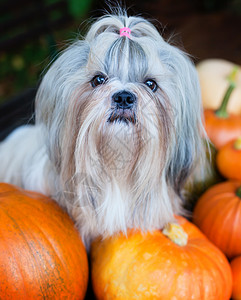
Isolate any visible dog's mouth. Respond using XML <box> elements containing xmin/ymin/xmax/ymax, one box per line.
<box><xmin>107</xmin><ymin>109</ymin><xmax>137</xmax><ymax>125</ymax></box>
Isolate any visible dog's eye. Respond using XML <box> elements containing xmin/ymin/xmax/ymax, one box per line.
<box><xmin>144</xmin><ymin>79</ymin><xmax>158</xmax><ymax>92</ymax></box>
<box><xmin>91</xmin><ymin>74</ymin><xmax>107</xmax><ymax>87</ymax></box>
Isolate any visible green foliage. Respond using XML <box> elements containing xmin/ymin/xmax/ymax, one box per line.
<box><xmin>68</xmin><ymin>0</ymin><xmax>93</xmax><ymax>18</ymax></box>
<box><xmin>0</xmin><ymin>38</ymin><xmax>50</xmax><ymax>104</ymax></box>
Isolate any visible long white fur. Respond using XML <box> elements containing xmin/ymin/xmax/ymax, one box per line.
<box><xmin>0</xmin><ymin>10</ymin><xmax>206</xmax><ymax>248</ymax></box>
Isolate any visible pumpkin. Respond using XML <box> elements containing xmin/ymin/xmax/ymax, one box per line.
<box><xmin>197</xmin><ymin>59</ymin><xmax>241</xmax><ymax>115</ymax></box>
<box><xmin>0</xmin><ymin>183</ymin><xmax>88</xmax><ymax>300</ymax></box>
<box><xmin>193</xmin><ymin>181</ymin><xmax>241</xmax><ymax>259</ymax></box>
<box><xmin>203</xmin><ymin>66</ymin><xmax>241</xmax><ymax>149</ymax></box>
<box><xmin>216</xmin><ymin>137</ymin><xmax>241</xmax><ymax>181</ymax></box>
<box><xmin>91</xmin><ymin>215</ymin><xmax>232</xmax><ymax>300</ymax></box>
<box><xmin>230</xmin><ymin>256</ymin><xmax>241</xmax><ymax>300</ymax></box>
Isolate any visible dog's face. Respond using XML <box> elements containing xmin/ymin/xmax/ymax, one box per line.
<box><xmin>72</xmin><ymin>31</ymin><xmax>173</xmax><ymax>178</ymax></box>
<box><xmin>35</xmin><ymin>13</ymin><xmax>206</xmax><ymax>239</ymax></box>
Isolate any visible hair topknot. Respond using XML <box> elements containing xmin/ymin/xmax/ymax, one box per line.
<box><xmin>85</xmin><ymin>12</ymin><xmax>163</xmax><ymax>44</ymax></box>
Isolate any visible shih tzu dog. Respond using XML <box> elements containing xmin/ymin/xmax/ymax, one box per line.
<box><xmin>0</xmin><ymin>10</ymin><xmax>206</xmax><ymax>248</ymax></box>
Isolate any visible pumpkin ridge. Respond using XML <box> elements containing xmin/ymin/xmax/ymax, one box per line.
<box><xmin>188</xmin><ymin>241</ymin><xmax>231</xmax><ymax>299</ymax></box>
<box><xmin>22</xmin><ymin>214</ymin><xmax>69</xmax><ymax>282</ymax></box>
<box><xmin>187</xmin><ymin>244</ymin><xmax>208</xmax><ymax>299</ymax></box>
<box><xmin>0</xmin><ymin>225</ymin><xmax>30</xmax><ymax>299</ymax></box>
<box><xmin>204</xmin><ymin>181</ymin><xmax>237</xmax><ymax>196</ymax></box>
<box><xmin>7</xmin><ymin>194</ymin><xmax>71</xmax><ymax>238</ymax></box>
<box><xmin>194</xmin><ymin>194</ymin><xmax>228</xmax><ymax>229</ymax></box>
<box><xmin>163</xmin><ymin>248</ymin><xmax>181</xmax><ymax>297</ymax></box>
<box><xmin>9</xmin><ymin>197</ymin><xmax>88</xmax><ymax>297</ymax></box>
<box><xmin>174</xmin><ymin>245</ymin><xmax>201</xmax><ymax>299</ymax></box>
<box><xmin>207</xmin><ymin>190</ymin><xmax>235</xmax><ymax>200</ymax></box>
<box><xmin>201</xmin><ymin>191</ymin><xmax>234</xmax><ymax>214</ymax></box>
<box><xmin>208</xmin><ymin>197</ymin><xmax>236</xmax><ymax>249</ymax></box>
<box><xmin>21</xmin><ymin>204</ymin><xmax>70</xmax><ymax>266</ymax></box>
<box><xmin>0</xmin><ymin>206</ymin><xmax>47</xmax><ymax>299</ymax></box>
<box><xmin>219</xmin><ymin>196</ymin><xmax>240</xmax><ymax>255</ymax></box>
<box><xmin>227</xmin><ymin>199</ymin><xmax>241</xmax><ymax>255</ymax></box>
<box><xmin>3</xmin><ymin>199</ymin><xmax>68</xmax><ymax>279</ymax></box>
<box><xmin>34</xmin><ymin>215</ymin><xmax>89</xmax><ymax>288</ymax></box>
<box><xmin>163</xmin><ymin>229</ymin><xmax>200</xmax><ymax>298</ymax></box>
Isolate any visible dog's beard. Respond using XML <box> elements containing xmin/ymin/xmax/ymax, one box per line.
<box><xmin>62</xmin><ymin>85</ymin><xmax>158</xmax><ymax>167</ymax></box>
<box><xmin>58</xmin><ymin>85</ymin><xmax>178</xmax><ymax>245</ymax></box>
<box><xmin>71</xmin><ymin>85</ymin><xmax>169</xmax><ymax>178</ymax></box>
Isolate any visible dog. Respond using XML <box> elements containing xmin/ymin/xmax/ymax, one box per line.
<box><xmin>0</xmin><ymin>10</ymin><xmax>206</xmax><ymax>248</ymax></box>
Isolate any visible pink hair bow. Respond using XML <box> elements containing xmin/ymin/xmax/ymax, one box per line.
<box><xmin>120</xmin><ymin>27</ymin><xmax>131</xmax><ymax>38</ymax></box>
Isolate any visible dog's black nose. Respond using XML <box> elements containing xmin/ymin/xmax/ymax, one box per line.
<box><xmin>112</xmin><ymin>91</ymin><xmax>136</xmax><ymax>109</ymax></box>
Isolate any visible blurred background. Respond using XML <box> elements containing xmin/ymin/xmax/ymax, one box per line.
<box><xmin>0</xmin><ymin>0</ymin><xmax>241</xmax><ymax>137</ymax></box>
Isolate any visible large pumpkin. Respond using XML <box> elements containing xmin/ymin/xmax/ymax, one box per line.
<box><xmin>193</xmin><ymin>181</ymin><xmax>241</xmax><ymax>259</ymax></box>
<box><xmin>91</xmin><ymin>216</ymin><xmax>232</xmax><ymax>300</ymax></box>
<box><xmin>0</xmin><ymin>183</ymin><xmax>88</xmax><ymax>300</ymax></box>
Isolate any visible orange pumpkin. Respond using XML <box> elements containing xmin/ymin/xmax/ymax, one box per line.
<box><xmin>91</xmin><ymin>216</ymin><xmax>232</xmax><ymax>300</ymax></box>
<box><xmin>193</xmin><ymin>181</ymin><xmax>241</xmax><ymax>259</ymax></box>
<box><xmin>230</xmin><ymin>256</ymin><xmax>241</xmax><ymax>300</ymax></box>
<box><xmin>0</xmin><ymin>183</ymin><xmax>88</xmax><ymax>300</ymax></box>
<box><xmin>216</xmin><ymin>137</ymin><xmax>241</xmax><ymax>181</ymax></box>
<box><xmin>204</xmin><ymin>66</ymin><xmax>241</xmax><ymax>149</ymax></box>
<box><xmin>204</xmin><ymin>109</ymin><xmax>241</xmax><ymax>149</ymax></box>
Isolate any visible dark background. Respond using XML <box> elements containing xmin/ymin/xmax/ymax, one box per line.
<box><xmin>0</xmin><ymin>0</ymin><xmax>241</xmax><ymax>140</ymax></box>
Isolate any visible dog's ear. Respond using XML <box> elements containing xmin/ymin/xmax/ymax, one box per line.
<box><xmin>34</xmin><ymin>41</ymin><xmax>90</xmax><ymax>169</ymax></box>
<box><xmin>35</xmin><ymin>41</ymin><xmax>90</xmax><ymax>126</ymax></box>
<box><xmin>160</xmin><ymin>44</ymin><xmax>207</xmax><ymax>198</ymax></box>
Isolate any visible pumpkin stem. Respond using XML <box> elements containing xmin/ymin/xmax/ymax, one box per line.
<box><xmin>215</xmin><ymin>66</ymin><xmax>239</xmax><ymax>119</ymax></box>
<box><xmin>234</xmin><ymin>137</ymin><xmax>241</xmax><ymax>150</ymax></box>
<box><xmin>236</xmin><ymin>186</ymin><xmax>241</xmax><ymax>198</ymax></box>
<box><xmin>162</xmin><ymin>223</ymin><xmax>188</xmax><ymax>246</ymax></box>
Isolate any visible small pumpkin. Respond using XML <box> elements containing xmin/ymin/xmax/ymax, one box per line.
<box><xmin>230</xmin><ymin>256</ymin><xmax>241</xmax><ymax>300</ymax></box>
<box><xmin>193</xmin><ymin>181</ymin><xmax>241</xmax><ymax>259</ymax></box>
<box><xmin>91</xmin><ymin>216</ymin><xmax>232</xmax><ymax>300</ymax></box>
<box><xmin>216</xmin><ymin>137</ymin><xmax>241</xmax><ymax>181</ymax></box>
<box><xmin>197</xmin><ymin>59</ymin><xmax>241</xmax><ymax>115</ymax></box>
<box><xmin>203</xmin><ymin>66</ymin><xmax>241</xmax><ymax>149</ymax></box>
<box><xmin>0</xmin><ymin>183</ymin><xmax>88</xmax><ymax>300</ymax></box>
